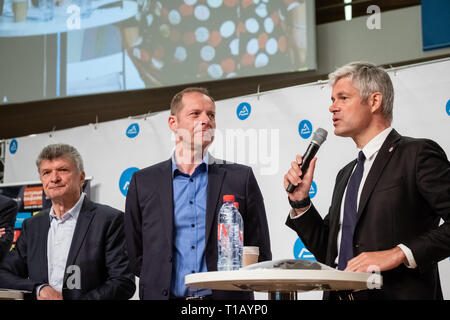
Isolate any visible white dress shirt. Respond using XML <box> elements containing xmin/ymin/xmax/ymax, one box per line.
<box><xmin>39</xmin><ymin>193</ymin><xmax>85</xmax><ymax>295</ymax></box>
<box><xmin>290</xmin><ymin>128</ymin><xmax>417</xmax><ymax>269</ymax></box>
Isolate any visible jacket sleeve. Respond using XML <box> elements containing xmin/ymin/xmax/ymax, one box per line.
<box><xmin>284</xmin><ymin>166</ymin><xmax>349</xmax><ymax>265</ymax></box>
<box><xmin>285</xmin><ymin>204</ymin><xmax>331</xmax><ymax>264</ymax></box>
<box><xmin>0</xmin><ymin>198</ymin><xmax>17</xmax><ymax>261</ymax></box>
<box><xmin>0</xmin><ymin>218</ymin><xmax>43</xmax><ymax>295</ymax></box>
<box><xmin>403</xmin><ymin>139</ymin><xmax>450</xmax><ymax>268</ymax></box>
<box><xmin>244</xmin><ymin>167</ymin><xmax>272</xmax><ymax>262</ymax></box>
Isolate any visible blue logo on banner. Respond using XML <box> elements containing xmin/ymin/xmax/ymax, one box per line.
<box><xmin>446</xmin><ymin>100</ymin><xmax>450</xmax><ymax>116</ymax></box>
<box><xmin>237</xmin><ymin>102</ymin><xmax>251</xmax><ymax>120</ymax></box>
<box><xmin>293</xmin><ymin>238</ymin><xmax>316</xmax><ymax>261</ymax></box>
<box><xmin>119</xmin><ymin>167</ymin><xmax>139</xmax><ymax>196</ymax></box>
<box><xmin>298</xmin><ymin>120</ymin><xmax>312</xmax><ymax>139</ymax></box>
<box><xmin>126</xmin><ymin>123</ymin><xmax>140</xmax><ymax>138</ymax></box>
<box><xmin>15</xmin><ymin>212</ymin><xmax>32</xmax><ymax>229</ymax></box>
<box><xmin>9</xmin><ymin>139</ymin><xmax>18</xmax><ymax>154</ymax></box>
<box><xmin>309</xmin><ymin>181</ymin><xmax>317</xmax><ymax>198</ymax></box>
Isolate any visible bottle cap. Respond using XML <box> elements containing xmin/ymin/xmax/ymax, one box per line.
<box><xmin>223</xmin><ymin>195</ymin><xmax>235</xmax><ymax>202</ymax></box>
<box><xmin>234</xmin><ymin>202</ymin><xmax>239</xmax><ymax>209</ymax></box>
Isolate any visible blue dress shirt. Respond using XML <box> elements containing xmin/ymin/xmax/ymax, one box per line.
<box><xmin>170</xmin><ymin>153</ymin><xmax>212</xmax><ymax>297</ymax></box>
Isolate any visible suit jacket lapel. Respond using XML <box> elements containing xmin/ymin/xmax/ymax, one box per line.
<box><xmin>334</xmin><ymin>161</ymin><xmax>356</xmax><ymax>211</ymax></box>
<box><xmin>37</xmin><ymin>211</ymin><xmax>50</xmax><ymax>282</ymax></box>
<box><xmin>159</xmin><ymin>159</ymin><xmax>174</xmax><ymax>247</ymax></box>
<box><xmin>332</xmin><ymin>162</ymin><xmax>355</xmax><ymax>224</ymax></box>
<box><xmin>65</xmin><ymin>198</ymin><xmax>96</xmax><ymax>270</ymax></box>
<box><xmin>356</xmin><ymin>129</ymin><xmax>402</xmax><ymax>223</ymax></box>
<box><xmin>205</xmin><ymin>157</ymin><xmax>226</xmax><ymax>247</ymax></box>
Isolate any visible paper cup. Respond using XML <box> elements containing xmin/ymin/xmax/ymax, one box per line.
<box><xmin>243</xmin><ymin>246</ymin><xmax>259</xmax><ymax>267</ymax></box>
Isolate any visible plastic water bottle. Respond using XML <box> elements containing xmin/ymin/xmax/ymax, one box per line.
<box><xmin>217</xmin><ymin>195</ymin><xmax>243</xmax><ymax>271</ymax></box>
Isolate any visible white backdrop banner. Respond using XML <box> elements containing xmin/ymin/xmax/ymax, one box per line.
<box><xmin>4</xmin><ymin>58</ymin><xmax>450</xmax><ymax>299</ymax></box>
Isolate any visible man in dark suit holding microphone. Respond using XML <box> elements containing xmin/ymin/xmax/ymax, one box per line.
<box><xmin>284</xmin><ymin>61</ymin><xmax>450</xmax><ymax>299</ymax></box>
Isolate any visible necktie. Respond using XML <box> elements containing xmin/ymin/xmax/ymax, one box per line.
<box><xmin>338</xmin><ymin>151</ymin><xmax>366</xmax><ymax>270</ymax></box>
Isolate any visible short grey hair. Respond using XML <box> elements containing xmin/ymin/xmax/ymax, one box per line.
<box><xmin>328</xmin><ymin>61</ymin><xmax>394</xmax><ymax>123</ymax></box>
<box><xmin>36</xmin><ymin>144</ymin><xmax>84</xmax><ymax>173</ymax></box>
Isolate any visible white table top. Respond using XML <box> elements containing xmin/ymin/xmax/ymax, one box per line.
<box><xmin>0</xmin><ymin>289</ymin><xmax>29</xmax><ymax>300</ymax></box>
<box><xmin>0</xmin><ymin>0</ymin><xmax>137</xmax><ymax>37</ymax></box>
<box><xmin>185</xmin><ymin>269</ymin><xmax>383</xmax><ymax>293</ymax></box>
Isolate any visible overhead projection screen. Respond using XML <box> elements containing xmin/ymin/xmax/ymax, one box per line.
<box><xmin>0</xmin><ymin>0</ymin><xmax>317</xmax><ymax>104</ymax></box>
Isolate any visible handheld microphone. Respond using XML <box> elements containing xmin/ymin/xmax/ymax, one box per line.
<box><xmin>286</xmin><ymin>128</ymin><xmax>328</xmax><ymax>193</ymax></box>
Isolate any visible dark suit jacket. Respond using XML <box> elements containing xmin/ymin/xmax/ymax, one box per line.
<box><xmin>286</xmin><ymin>129</ymin><xmax>450</xmax><ymax>299</ymax></box>
<box><xmin>0</xmin><ymin>195</ymin><xmax>17</xmax><ymax>262</ymax></box>
<box><xmin>125</xmin><ymin>156</ymin><xmax>272</xmax><ymax>300</ymax></box>
<box><xmin>0</xmin><ymin>197</ymin><xmax>136</xmax><ymax>300</ymax></box>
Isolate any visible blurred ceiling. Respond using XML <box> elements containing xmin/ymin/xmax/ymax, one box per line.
<box><xmin>0</xmin><ymin>0</ymin><xmax>438</xmax><ymax>141</ymax></box>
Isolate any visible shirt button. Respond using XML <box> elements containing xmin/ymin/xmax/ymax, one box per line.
<box><xmin>189</xmin><ymin>201</ymin><xmax>193</xmax><ymax>204</ymax></box>
<box><xmin>191</xmin><ymin>245</ymin><xmax>195</xmax><ymax>249</ymax></box>
<box><xmin>191</xmin><ymin>224</ymin><xmax>195</xmax><ymax>228</ymax></box>
<box><xmin>189</xmin><ymin>178</ymin><xmax>193</xmax><ymax>182</ymax></box>
<box><xmin>191</xmin><ymin>270</ymin><xmax>195</xmax><ymax>273</ymax></box>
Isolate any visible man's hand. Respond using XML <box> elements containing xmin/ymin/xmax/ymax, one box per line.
<box><xmin>37</xmin><ymin>286</ymin><xmax>63</xmax><ymax>300</ymax></box>
<box><xmin>345</xmin><ymin>247</ymin><xmax>408</xmax><ymax>273</ymax></box>
<box><xmin>284</xmin><ymin>155</ymin><xmax>317</xmax><ymax>215</ymax></box>
<box><xmin>0</xmin><ymin>228</ymin><xmax>5</xmax><ymax>238</ymax></box>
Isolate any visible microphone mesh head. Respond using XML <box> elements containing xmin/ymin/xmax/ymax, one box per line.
<box><xmin>312</xmin><ymin>128</ymin><xmax>328</xmax><ymax>146</ymax></box>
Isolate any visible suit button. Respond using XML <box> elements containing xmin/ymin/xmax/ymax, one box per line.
<box><xmin>162</xmin><ymin>289</ymin><xmax>168</xmax><ymax>296</ymax></box>
<box><xmin>169</xmin><ymin>256</ymin><xmax>173</xmax><ymax>262</ymax></box>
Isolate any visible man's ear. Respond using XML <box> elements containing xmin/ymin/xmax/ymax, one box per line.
<box><xmin>369</xmin><ymin>92</ymin><xmax>383</xmax><ymax>114</ymax></box>
<box><xmin>79</xmin><ymin>171</ymin><xmax>86</xmax><ymax>191</ymax></box>
<box><xmin>168</xmin><ymin>115</ymin><xmax>177</xmax><ymax>132</ymax></box>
